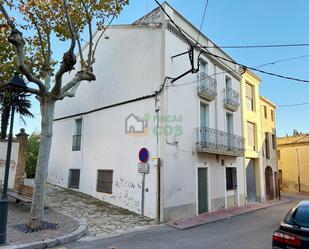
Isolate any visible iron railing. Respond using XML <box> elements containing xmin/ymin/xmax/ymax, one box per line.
<box><xmin>197</xmin><ymin>72</ymin><xmax>217</xmax><ymax>100</ymax></box>
<box><xmin>72</xmin><ymin>135</ymin><xmax>82</xmax><ymax>151</ymax></box>
<box><xmin>224</xmin><ymin>87</ymin><xmax>240</xmax><ymax>110</ymax></box>
<box><xmin>196</xmin><ymin>127</ymin><xmax>244</xmax><ymax>156</ymax></box>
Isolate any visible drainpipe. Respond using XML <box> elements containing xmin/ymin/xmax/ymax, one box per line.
<box><xmin>296</xmin><ymin>148</ymin><xmax>301</xmax><ymax>193</ymax></box>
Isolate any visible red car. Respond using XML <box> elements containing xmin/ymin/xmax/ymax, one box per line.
<box><xmin>273</xmin><ymin>201</ymin><xmax>309</xmax><ymax>249</ymax></box>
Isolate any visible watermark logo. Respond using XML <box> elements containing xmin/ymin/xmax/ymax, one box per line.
<box><xmin>125</xmin><ymin>112</ymin><xmax>183</xmax><ymax>137</ymax></box>
<box><xmin>125</xmin><ymin>113</ymin><xmax>149</xmax><ymax>136</ymax></box>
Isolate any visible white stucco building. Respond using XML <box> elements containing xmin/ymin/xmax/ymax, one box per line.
<box><xmin>48</xmin><ymin>3</ymin><xmax>245</xmax><ymax>221</ymax></box>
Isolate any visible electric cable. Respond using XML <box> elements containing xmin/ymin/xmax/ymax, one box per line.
<box><xmin>196</xmin><ymin>0</ymin><xmax>209</xmax><ymax>44</ymax></box>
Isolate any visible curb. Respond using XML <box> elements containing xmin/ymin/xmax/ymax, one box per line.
<box><xmin>80</xmin><ymin>224</ymin><xmax>164</xmax><ymax>242</ymax></box>
<box><xmin>2</xmin><ymin>218</ymin><xmax>88</xmax><ymax>249</ymax></box>
<box><xmin>168</xmin><ymin>198</ymin><xmax>293</xmax><ymax>230</ymax></box>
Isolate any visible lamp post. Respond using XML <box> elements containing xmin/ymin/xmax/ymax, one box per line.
<box><xmin>0</xmin><ymin>73</ymin><xmax>28</xmax><ymax>245</ymax></box>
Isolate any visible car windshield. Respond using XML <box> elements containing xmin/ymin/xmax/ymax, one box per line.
<box><xmin>285</xmin><ymin>205</ymin><xmax>309</xmax><ymax>228</ymax></box>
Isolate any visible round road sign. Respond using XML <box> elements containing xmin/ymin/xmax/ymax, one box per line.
<box><xmin>139</xmin><ymin>148</ymin><xmax>149</xmax><ymax>163</ymax></box>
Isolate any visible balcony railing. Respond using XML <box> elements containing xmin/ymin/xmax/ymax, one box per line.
<box><xmin>197</xmin><ymin>72</ymin><xmax>217</xmax><ymax>101</ymax></box>
<box><xmin>224</xmin><ymin>87</ymin><xmax>240</xmax><ymax>111</ymax></box>
<box><xmin>196</xmin><ymin>127</ymin><xmax>244</xmax><ymax>156</ymax></box>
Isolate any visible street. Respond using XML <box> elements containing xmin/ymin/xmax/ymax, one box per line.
<box><xmin>55</xmin><ymin>197</ymin><xmax>302</xmax><ymax>249</ymax></box>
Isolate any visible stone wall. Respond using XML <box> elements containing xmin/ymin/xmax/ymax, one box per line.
<box><xmin>0</xmin><ymin>129</ymin><xmax>28</xmax><ymax>190</ymax></box>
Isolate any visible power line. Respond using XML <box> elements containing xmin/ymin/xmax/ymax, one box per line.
<box><xmin>154</xmin><ymin>0</ymin><xmax>191</xmax><ymax>46</ymax></box>
<box><xmin>256</xmin><ymin>54</ymin><xmax>309</xmax><ymax>68</ymax></box>
<box><xmin>279</xmin><ymin>102</ymin><xmax>309</xmax><ymax>107</ymax></box>
<box><xmin>199</xmin><ymin>48</ymin><xmax>309</xmax><ymax>83</ymax></box>
<box><xmin>204</xmin><ymin>43</ymin><xmax>309</xmax><ymax>49</ymax></box>
<box><xmin>156</xmin><ymin>1</ymin><xmax>309</xmax><ymax>84</ymax></box>
<box><xmin>196</xmin><ymin>0</ymin><xmax>209</xmax><ymax>44</ymax></box>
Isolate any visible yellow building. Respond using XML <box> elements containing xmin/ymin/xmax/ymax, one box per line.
<box><xmin>242</xmin><ymin>70</ymin><xmax>279</xmax><ymax>203</ymax></box>
<box><xmin>260</xmin><ymin>96</ymin><xmax>280</xmax><ymax>200</ymax></box>
<box><xmin>242</xmin><ymin>71</ymin><xmax>265</xmax><ymax>203</ymax></box>
<box><xmin>277</xmin><ymin>134</ymin><xmax>309</xmax><ymax>193</ymax></box>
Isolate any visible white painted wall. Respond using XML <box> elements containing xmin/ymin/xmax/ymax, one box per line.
<box><xmin>49</xmin><ymin>26</ymin><xmax>163</xmax><ymax>218</ymax></box>
<box><xmin>0</xmin><ymin>141</ymin><xmax>19</xmax><ymax>189</ymax></box>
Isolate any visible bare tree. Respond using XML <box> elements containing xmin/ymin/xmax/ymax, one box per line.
<box><xmin>0</xmin><ymin>0</ymin><xmax>128</xmax><ymax>228</ymax></box>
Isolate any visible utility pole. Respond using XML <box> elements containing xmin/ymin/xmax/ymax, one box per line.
<box><xmin>296</xmin><ymin>148</ymin><xmax>301</xmax><ymax>193</ymax></box>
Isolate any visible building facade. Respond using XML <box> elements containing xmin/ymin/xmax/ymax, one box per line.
<box><xmin>260</xmin><ymin>96</ymin><xmax>280</xmax><ymax>200</ymax></box>
<box><xmin>241</xmin><ymin>71</ymin><xmax>265</xmax><ymax>203</ymax></box>
<box><xmin>48</xmin><ymin>3</ymin><xmax>246</xmax><ymax>221</ymax></box>
<box><xmin>277</xmin><ymin>134</ymin><xmax>309</xmax><ymax>193</ymax></box>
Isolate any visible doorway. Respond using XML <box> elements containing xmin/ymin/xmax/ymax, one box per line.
<box><xmin>246</xmin><ymin>159</ymin><xmax>257</xmax><ymax>203</ymax></box>
<box><xmin>198</xmin><ymin>168</ymin><xmax>208</xmax><ymax>214</ymax></box>
<box><xmin>265</xmin><ymin>166</ymin><xmax>274</xmax><ymax>201</ymax></box>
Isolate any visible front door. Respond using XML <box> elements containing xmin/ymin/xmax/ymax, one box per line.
<box><xmin>246</xmin><ymin>159</ymin><xmax>257</xmax><ymax>202</ymax></box>
<box><xmin>198</xmin><ymin>168</ymin><xmax>208</xmax><ymax>214</ymax></box>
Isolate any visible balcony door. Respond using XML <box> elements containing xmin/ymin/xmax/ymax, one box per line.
<box><xmin>226</xmin><ymin>113</ymin><xmax>233</xmax><ymax>150</ymax></box>
<box><xmin>200</xmin><ymin>60</ymin><xmax>208</xmax><ymax>75</ymax></box>
<box><xmin>200</xmin><ymin>103</ymin><xmax>209</xmax><ymax>147</ymax></box>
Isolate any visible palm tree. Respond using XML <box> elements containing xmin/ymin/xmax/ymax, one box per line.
<box><xmin>0</xmin><ymin>92</ymin><xmax>34</xmax><ymax>139</ymax></box>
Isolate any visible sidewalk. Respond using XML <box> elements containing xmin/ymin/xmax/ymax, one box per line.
<box><xmin>167</xmin><ymin>198</ymin><xmax>291</xmax><ymax>230</ymax></box>
<box><xmin>5</xmin><ymin>200</ymin><xmax>80</xmax><ymax>247</ymax></box>
<box><xmin>45</xmin><ymin>184</ymin><xmax>156</xmax><ymax>238</ymax></box>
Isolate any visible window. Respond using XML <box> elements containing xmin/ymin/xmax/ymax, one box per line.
<box><xmin>226</xmin><ymin>168</ymin><xmax>237</xmax><ymax>190</ymax></box>
<box><xmin>263</xmin><ymin>106</ymin><xmax>267</xmax><ymax>119</ymax></box>
<box><xmin>68</xmin><ymin>169</ymin><xmax>80</xmax><ymax>189</ymax></box>
<box><xmin>285</xmin><ymin>205</ymin><xmax>309</xmax><ymax>228</ymax></box>
<box><xmin>247</xmin><ymin>122</ymin><xmax>256</xmax><ymax>151</ymax></box>
<box><xmin>72</xmin><ymin>119</ymin><xmax>82</xmax><ymax>151</ymax></box>
<box><xmin>200</xmin><ymin>103</ymin><xmax>209</xmax><ymax>128</ymax></box>
<box><xmin>265</xmin><ymin>132</ymin><xmax>270</xmax><ymax>159</ymax></box>
<box><xmin>97</xmin><ymin>170</ymin><xmax>113</xmax><ymax>193</ymax></box>
<box><xmin>246</xmin><ymin>83</ymin><xmax>254</xmax><ymax>111</ymax></box>
<box><xmin>225</xmin><ymin>76</ymin><xmax>232</xmax><ymax>89</ymax></box>
<box><xmin>199</xmin><ymin>60</ymin><xmax>208</xmax><ymax>75</ymax></box>
<box><xmin>272</xmin><ymin>134</ymin><xmax>277</xmax><ymax>150</ymax></box>
<box><xmin>277</xmin><ymin>150</ymin><xmax>281</xmax><ymax>160</ymax></box>
<box><xmin>271</xmin><ymin>109</ymin><xmax>274</xmax><ymax>122</ymax></box>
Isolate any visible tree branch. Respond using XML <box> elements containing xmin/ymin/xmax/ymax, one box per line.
<box><xmin>80</xmin><ymin>0</ymin><xmax>92</xmax><ymax>68</ymax></box>
<box><xmin>92</xmin><ymin>15</ymin><xmax>115</xmax><ymax>65</ymax></box>
<box><xmin>0</xmin><ymin>2</ymin><xmax>47</xmax><ymax>92</ymax></box>
<box><xmin>60</xmin><ymin>69</ymin><xmax>95</xmax><ymax>98</ymax></box>
<box><xmin>51</xmin><ymin>0</ymin><xmax>77</xmax><ymax>96</ymax></box>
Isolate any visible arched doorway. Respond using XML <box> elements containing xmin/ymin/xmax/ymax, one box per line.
<box><xmin>265</xmin><ymin>166</ymin><xmax>274</xmax><ymax>201</ymax></box>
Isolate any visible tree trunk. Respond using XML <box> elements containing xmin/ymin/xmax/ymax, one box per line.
<box><xmin>29</xmin><ymin>96</ymin><xmax>55</xmax><ymax>227</ymax></box>
<box><xmin>0</xmin><ymin>105</ymin><xmax>10</xmax><ymax>139</ymax></box>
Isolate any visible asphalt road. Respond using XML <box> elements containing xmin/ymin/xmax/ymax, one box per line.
<box><xmin>56</xmin><ymin>198</ymin><xmax>301</xmax><ymax>249</ymax></box>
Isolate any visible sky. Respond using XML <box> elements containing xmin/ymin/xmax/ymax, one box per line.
<box><xmin>11</xmin><ymin>0</ymin><xmax>309</xmax><ymax>137</ymax></box>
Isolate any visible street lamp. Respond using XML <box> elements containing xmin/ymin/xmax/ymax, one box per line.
<box><xmin>0</xmin><ymin>73</ymin><xmax>28</xmax><ymax>245</ymax></box>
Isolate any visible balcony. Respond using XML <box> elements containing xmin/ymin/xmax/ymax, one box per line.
<box><xmin>224</xmin><ymin>87</ymin><xmax>240</xmax><ymax>111</ymax></box>
<box><xmin>197</xmin><ymin>73</ymin><xmax>217</xmax><ymax>101</ymax></box>
<box><xmin>196</xmin><ymin>127</ymin><xmax>244</xmax><ymax>157</ymax></box>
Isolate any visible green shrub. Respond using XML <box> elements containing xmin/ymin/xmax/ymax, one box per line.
<box><xmin>25</xmin><ymin>133</ymin><xmax>40</xmax><ymax>178</ymax></box>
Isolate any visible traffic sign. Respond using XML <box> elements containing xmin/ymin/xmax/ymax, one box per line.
<box><xmin>139</xmin><ymin>148</ymin><xmax>149</xmax><ymax>163</ymax></box>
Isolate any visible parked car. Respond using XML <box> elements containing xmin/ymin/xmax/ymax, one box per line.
<box><xmin>273</xmin><ymin>201</ymin><xmax>309</xmax><ymax>249</ymax></box>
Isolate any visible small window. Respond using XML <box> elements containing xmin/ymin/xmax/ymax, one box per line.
<box><xmin>263</xmin><ymin>106</ymin><xmax>267</xmax><ymax>119</ymax></box>
<box><xmin>272</xmin><ymin>134</ymin><xmax>277</xmax><ymax>150</ymax></box>
<box><xmin>226</xmin><ymin>167</ymin><xmax>237</xmax><ymax>190</ymax></box>
<box><xmin>225</xmin><ymin>76</ymin><xmax>232</xmax><ymax>89</ymax></box>
<box><xmin>271</xmin><ymin>109</ymin><xmax>274</xmax><ymax>122</ymax></box>
<box><xmin>265</xmin><ymin>132</ymin><xmax>270</xmax><ymax>159</ymax></box>
<box><xmin>72</xmin><ymin>119</ymin><xmax>82</xmax><ymax>151</ymax></box>
<box><xmin>246</xmin><ymin>83</ymin><xmax>254</xmax><ymax>111</ymax></box>
<box><xmin>97</xmin><ymin>170</ymin><xmax>113</xmax><ymax>194</ymax></box>
<box><xmin>277</xmin><ymin>150</ymin><xmax>281</xmax><ymax>160</ymax></box>
<box><xmin>247</xmin><ymin>122</ymin><xmax>256</xmax><ymax>151</ymax></box>
<box><xmin>199</xmin><ymin>60</ymin><xmax>208</xmax><ymax>75</ymax></box>
<box><xmin>68</xmin><ymin>169</ymin><xmax>80</xmax><ymax>189</ymax></box>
